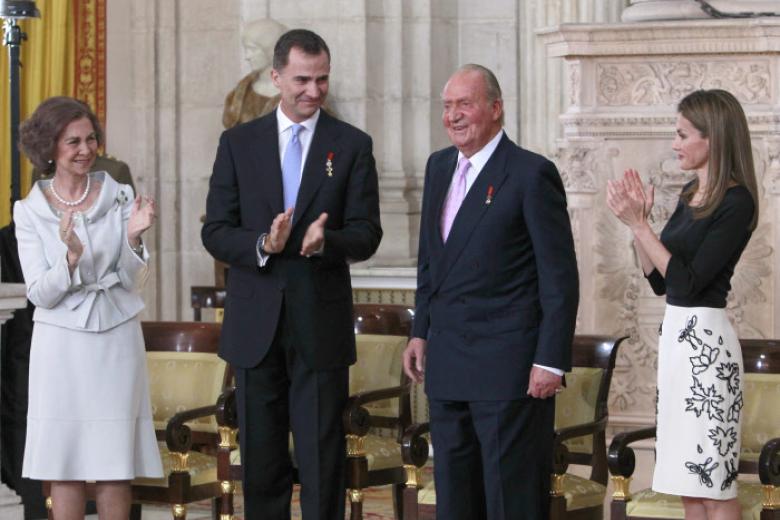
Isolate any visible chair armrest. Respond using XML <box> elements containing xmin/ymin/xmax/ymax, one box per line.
<box><xmin>165</xmin><ymin>404</ymin><xmax>219</xmax><ymax>453</ymax></box>
<box><xmin>552</xmin><ymin>417</ymin><xmax>607</xmax><ymax>474</ymax></box>
<box><xmin>555</xmin><ymin>417</ymin><xmax>607</xmax><ymax>444</ymax></box>
<box><xmin>607</xmin><ymin>426</ymin><xmax>656</xmax><ymax>478</ymax></box>
<box><xmin>215</xmin><ymin>386</ymin><xmax>238</xmax><ymax>429</ymax></box>
<box><xmin>343</xmin><ymin>383</ymin><xmax>410</xmax><ymax>436</ymax></box>
<box><xmin>401</xmin><ymin>422</ymin><xmax>430</xmax><ymax>468</ymax></box>
<box><xmin>759</xmin><ymin>437</ymin><xmax>780</xmax><ymax>486</ymax></box>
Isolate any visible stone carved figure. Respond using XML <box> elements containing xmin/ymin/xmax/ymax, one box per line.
<box><xmin>222</xmin><ymin>19</ymin><xmax>287</xmax><ymax>129</ymax></box>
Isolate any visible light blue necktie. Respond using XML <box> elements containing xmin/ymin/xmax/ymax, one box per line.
<box><xmin>282</xmin><ymin>123</ymin><xmax>303</xmax><ymax>213</ymax></box>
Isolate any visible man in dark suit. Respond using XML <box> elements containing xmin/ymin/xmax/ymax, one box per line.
<box><xmin>402</xmin><ymin>64</ymin><xmax>579</xmax><ymax>520</ymax></box>
<box><xmin>202</xmin><ymin>29</ymin><xmax>382</xmax><ymax>519</ymax></box>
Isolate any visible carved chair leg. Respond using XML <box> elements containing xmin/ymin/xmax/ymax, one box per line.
<box><xmin>610</xmin><ymin>499</ymin><xmax>628</xmax><ymax>520</ymax></box>
<box><xmin>220</xmin><ymin>480</ymin><xmax>235</xmax><ymax>520</ymax></box>
<box><xmin>349</xmin><ymin>489</ymin><xmax>364</xmax><ymax>520</ymax></box>
<box><xmin>549</xmin><ymin>494</ymin><xmax>567</xmax><ymax>520</ymax></box>
<box><xmin>42</xmin><ymin>481</ymin><xmax>53</xmax><ymax>520</ymax></box>
<box><xmin>760</xmin><ymin>508</ymin><xmax>780</xmax><ymax>520</ymax></box>
<box><xmin>172</xmin><ymin>503</ymin><xmax>186</xmax><ymax>519</ymax></box>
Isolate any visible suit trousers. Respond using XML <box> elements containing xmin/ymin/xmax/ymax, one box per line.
<box><xmin>429</xmin><ymin>396</ymin><xmax>555</xmax><ymax>520</ymax></box>
<box><xmin>235</xmin><ymin>306</ymin><xmax>348</xmax><ymax>520</ymax></box>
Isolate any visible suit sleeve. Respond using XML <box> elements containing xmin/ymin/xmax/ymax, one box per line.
<box><xmin>117</xmin><ymin>185</ymin><xmax>149</xmax><ymax>291</ymax></box>
<box><xmin>320</xmin><ymin>134</ymin><xmax>382</xmax><ymax>263</ymax></box>
<box><xmin>202</xmin><ymin>131</ymin><xmax>266</xmax><ymax>269</ymax></box>
<box><xmin>522</xmin><ymin>160</ymin><xmax>579</xmax><ymax>372</ymax></box>
<box><xmin>411</xmin><ymin>156</ymin><xmax>435</xmax><ymax>340</ymax></box>
<box><xmin>14</xmin><ymin>202</ymin><xmax>80</xmax><ymax>309</ymax></box>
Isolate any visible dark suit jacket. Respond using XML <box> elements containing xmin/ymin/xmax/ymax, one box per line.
<box><xmin>202</xmin><ymin>110</ymin><xmax>382</xmax><ymax>370</ymax></box>
<box><xmin>413</xmin><ymin>134</ymin><xmax>579</xmax><ymax>401</ymax></box>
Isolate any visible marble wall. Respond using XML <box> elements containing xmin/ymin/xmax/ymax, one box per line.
<box><xmin>104</xmin><ymin>0</ymin><xmax>628</xmax><ymax>320</ymax></box>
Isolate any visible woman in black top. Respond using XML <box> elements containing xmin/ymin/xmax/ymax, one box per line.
<box><xmin>607</xmin><ymin>89</ymin><xmax>758</xmax><ymax>519</ymax></box>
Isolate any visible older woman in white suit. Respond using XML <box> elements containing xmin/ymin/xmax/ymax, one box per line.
<box><xmin>14</xmin><ymin>96</ymin><xmax>162</xmax><ymax>520</ymax></box>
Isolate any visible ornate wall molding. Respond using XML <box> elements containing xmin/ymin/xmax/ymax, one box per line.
<box><xmin>597</xmin><ymin>60</ymin><xmax>772</xmax><ymax>106</ymax></box>
<box><xmin>546</xmin><ymin>18</ymin><xmax>780</xmax><ymax>434</ymax></box>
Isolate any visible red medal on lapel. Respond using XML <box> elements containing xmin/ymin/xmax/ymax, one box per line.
<box><xmin>486</xmin><ymin>185</ymin><xmax>494</xmax><ymax>205</ymax></box>
<box><xmin>326</xmin><ymin>152</ymin><xmax>334</xmax><ymax>177</ymax></box>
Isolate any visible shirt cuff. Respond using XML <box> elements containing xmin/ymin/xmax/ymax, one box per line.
<box><xmin>533</xmin><ymin>363</ymin><xmax>565</xmax><ymax>377</ymax></box>
<box><xmin>256</xmin><ymin>233</ymin><xmax>270</xmax><ymax>267</ymax></box>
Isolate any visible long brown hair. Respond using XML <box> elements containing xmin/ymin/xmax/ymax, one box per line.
<box><xmin>678</xmin><ymin>89</ymin><xmax>758</xmax><ymax>230</ymax></box>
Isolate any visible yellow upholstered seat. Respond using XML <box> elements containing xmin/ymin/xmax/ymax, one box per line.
<box><xmin>147</xmin><ymin>351</ymin><xmax>226</xmax><ymax>433</ymax></box>
<box><xmin>555</xmin><ymin>367</ymin><xmax>602</xmax><ymax>455</ymax></box>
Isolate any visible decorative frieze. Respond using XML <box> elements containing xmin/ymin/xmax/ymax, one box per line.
<box><xmin>597</xmin><ymin>60</ymin><xmax>772</xmax><ymax>106</ymax></box>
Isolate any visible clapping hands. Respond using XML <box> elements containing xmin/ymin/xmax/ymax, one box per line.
<box><xmin>128</xmin><ymin>195</ymin><xmax>156</xmax><ymax>244</ymax></box>
<box><xmin>606</xmin><ymin>169</ymin><xmax>654</xmax><ymax>230</ymax></box>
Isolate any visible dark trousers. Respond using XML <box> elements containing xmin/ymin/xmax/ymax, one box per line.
<box><xmin>429</xmin><ymin>397</ymin><xmax>555</xmax><ymax>520</ymax></box>
<box><xmin>235</xmin><ymin>308</ymin><xmax>348</xmax><ymax>520</ymax></box>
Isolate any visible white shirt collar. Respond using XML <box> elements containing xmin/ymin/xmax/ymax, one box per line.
<box><xmin>276</xmin><ymin>106</ymin><xmax>320</xmax><ymax>135</ymax></box>
<box><xmin>457</xmin><ymin>129</ymin><xmax>504</xmax><ymax>174</ymax></box>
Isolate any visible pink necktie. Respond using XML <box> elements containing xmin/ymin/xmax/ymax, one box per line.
<box><xmin>441</xmin><ymin>158</ymin><xmax>471</xmax><ymax>242</ymax></box>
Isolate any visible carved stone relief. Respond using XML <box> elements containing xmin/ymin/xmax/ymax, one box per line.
<box><xmin>597</xmin><ymin>60</ymin><xmax>772</xmax><ymax>106</ymax></box>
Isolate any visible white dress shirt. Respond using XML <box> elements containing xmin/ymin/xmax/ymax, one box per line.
<box><xmin>256</xmin><ymin>107</ymin><xmax>322</xmax><ymax>267</ymax></box>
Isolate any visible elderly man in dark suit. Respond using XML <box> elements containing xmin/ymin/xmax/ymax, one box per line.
<box><xmin>403</xmin><ymin>64</ymin><xmax>579</xmax><ymax>520</ymax></box>
<box><xmin>202</xmin><ymin>29</ymin><xmax>382</xmax><ymax>520</ymax></box>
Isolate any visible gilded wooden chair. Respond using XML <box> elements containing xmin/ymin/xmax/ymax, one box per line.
<box><xmin>608</xmin><ymin>338</ymin><xmax>780</xmax><ymax>520</ymax></box>
<box><xmin>215</xmin><ymin>303</ymin><xmax>429</xmax><ymax>520</ymax></box>
<box><xmin>44</xmin><ymin>321</ymin><xmax>228</xmax><ymax>520</ymax></box>
<box><xmin>405</xmin><ymin>335</ymin><xmax>627</xmax><ymax>520</ymax></box>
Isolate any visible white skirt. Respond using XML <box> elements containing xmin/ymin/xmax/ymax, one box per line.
<box><xmin>653</xmin><ymin>304</ymin><xmax>743</xmax><ymax>500</ymax></box>
<box><xmin>23</xmin><ymin>317</ymin><xmax>163</xmax><ymax>480</ymax></box>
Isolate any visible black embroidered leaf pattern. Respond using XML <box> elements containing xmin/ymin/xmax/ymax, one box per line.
<box><xmin>716</xmin><ymin>362</ymin><xmax>740</xmax><ymax>395</ymax></box>
<box><xmin>721</xmin><ymin>459</ymin><xmax>738</xmax><ymax>491</ymax></box>
<box><xmin>689</xmin><ymin>343</ymin><xmax>720</xmax><ymax>375</ymax></box>
<box><xmin>678</xmin><ymin>315</ymin><xmax>703</xmax><ymax>350</ymax></box>
<box><xmin>685</xmin><ymin>457</ymin><xmax>719</xmax><ymax>488</ymax></box>
<box><xmin>704</xmin><ymin>329</ymin><xmax>712</xmax><ymax>335</ymax></box>
<box><xmin>707</xmin><ymin>426</ymin><xmax>737</xmax><ymax>457</ymax></box>
<box><xmin>727</xmin><ymin>391</ymin><xmax>743</xmax><ymax>424</ymax></box>
<box><xmin>685</xmin><ymin>377</ymin><xmax>725</xmax><ymax>422</ymax></box>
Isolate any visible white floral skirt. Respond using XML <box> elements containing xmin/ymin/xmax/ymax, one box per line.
<box><xmin>653</xmin><ymin>304</ymin><xmax>743</xmax><ymax>500</ymax></box>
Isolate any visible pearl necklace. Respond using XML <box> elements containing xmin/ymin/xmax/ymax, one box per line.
<box><xmin>49</xmin><ymin>176</ymin><xmax>91</xmax><ymax>207</ymax></box>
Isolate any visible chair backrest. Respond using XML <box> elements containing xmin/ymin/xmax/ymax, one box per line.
<box><xmin>142</xmin><ymin>321</ymin><xmax>226</xmax><ymax>433</ymax></box>
<box><xmin>190</xmin><ymin>286</ymin><xmax>227</xmax><ymax>321</ymax></box>
<box><xmin>555</xmin><ymin>335</ymin><xmax>626</xmax><ymax>455</ymax></box>
<box><xmin>350</xmin><ymin>304</ymin><xmax>414</xmax><ymax>423</ymax></box>
<box><xmin>735</xmin><ymin>339</ymin><xmax>780</xmax><ymax>469</ymax></box>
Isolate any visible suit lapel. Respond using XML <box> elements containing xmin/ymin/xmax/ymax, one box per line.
<box><xmin>432</xmin><ymin>136</ymin><xmax>511</xmax><ymax>292</ymax></box>
<box><xmin>249</xmin><ymin>113</ymin><xmax>284</xmax><ymax>216</ymax></box>
<box><xmin>292</xmin><ymin>111</ymin><xmax>340</xmax><ymax>230</ymax></box>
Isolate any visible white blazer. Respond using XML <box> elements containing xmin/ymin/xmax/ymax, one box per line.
<box><xmin>14</xmin><ymin>172</ymin><xmax>149</xmax><ymax>332</ymax></box>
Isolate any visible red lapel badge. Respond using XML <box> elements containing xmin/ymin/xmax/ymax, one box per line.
<box><xmin>326</xmin><ymin>152</ymin><xmax>334</xmax><ymax>177</ymax></box>
<box><xmin>486</xmin><ymin>185</ymin><xmax>494</xmax><ymax>205</ymax></box>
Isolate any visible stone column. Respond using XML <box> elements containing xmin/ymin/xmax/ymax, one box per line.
<box><xmin>0</xmin><ymin>283</ymin><xmax>30</xmax><ymax>520</ymax></box>
<box><xmin>623</xmin><ymin>0</ymin><xmax>780</xmax><ymax>22</ymax></box>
